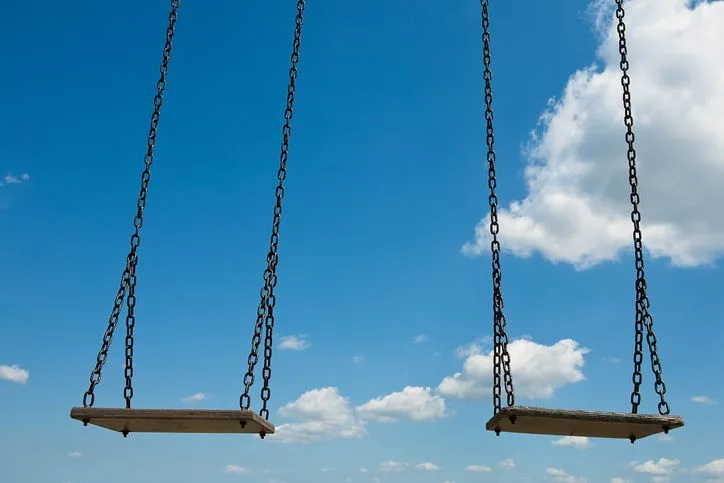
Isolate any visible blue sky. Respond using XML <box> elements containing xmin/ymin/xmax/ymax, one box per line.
<box><xmin>2</xmin><ymin>1</ymin><xmax>723</xmax><ymax>483</ymax></box>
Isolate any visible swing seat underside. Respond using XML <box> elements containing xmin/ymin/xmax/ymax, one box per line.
<box><xmin>486</xmin><ymin>406</ymin><xmax>684</xmax><ymax>440</ymax></box>
<box><xmin>70</xmin><ymin>407</ymin><xmax>275</xmax><ymax>435</ymax></box>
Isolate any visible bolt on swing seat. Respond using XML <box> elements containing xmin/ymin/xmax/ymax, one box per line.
<box><xmin>477</xmin><ymin>0</ymin><xmax>684</xmax><ymax>443</ymax></box>
<box><xmin>70</xmin><ymin>0</ymin><xmax>307</xmax><ymax>438</ymax></box>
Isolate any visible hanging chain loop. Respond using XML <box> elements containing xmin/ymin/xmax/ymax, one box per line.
<box><xmin>82</xmin><ymin>0</ymin><xmax>180</xmax><ymax>408</ymax></box>
<box><xmin>615</xmin><ymin>0</ymin><xmax>670</xmax><ymax>416</ymax></box>
<box><xmin>481</xmin><ymin>0</ymin><xmax>515</xmax><ymax>416</ymax></box>
<box><xmin>240</xmin><ymin>0</ymin><xmax>306</xmax><ymax>420</ymax></box>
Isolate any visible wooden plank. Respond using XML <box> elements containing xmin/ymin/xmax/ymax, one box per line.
<box><xmin>70</xmin><ymin>407</ymin><xmax>275</xmax><ymax>435</ymax></box>
<box><xmin>485</xmin><ymin>406</ymin><xmax>684</xmax><ymax>440</ymax></box>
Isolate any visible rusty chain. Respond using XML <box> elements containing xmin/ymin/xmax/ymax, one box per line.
<box><xmin>82</xmin><ymin>0</ymin><xmax>180</xmax><ymax>409</ymax></box>
<box><xmin>615</xmin><ymin>0</ymin><xmax>670</xmax><ymax>416</ymax></box>
<box><xmin>240</xmin><ymin>0</ymin><xmax>306</xmax><ymax>421</ymax></box>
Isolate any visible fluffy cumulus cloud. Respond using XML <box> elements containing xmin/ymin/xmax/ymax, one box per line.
<box><xmin>438</xmin><ymin>338</ymin><xmax>589</xmax><ymax>400</ymax></box>
<box><xmin>632</xmin><ymin>458</ymin><xmax>680</xmax><ymax>477</ymax></box>
<box><xmin>0</xmin><ymin>364</ymin><xmax>29</xmax><ymax>384</ymax></box>
<box><xmin>271</xmin><ymin>387</ymin><xmax>366</xmax><ymax>444</ymax></box>
<box><xmin>466</xmin><ymin>464</ymin><xmax>492</xmax><ymax>473</ymax></box>
<box><xmin>356</xmin><ymin>386</ymin><xmax>447</xmax><ymax>422</ymax></box>
<box><xmin>691</xmin><ymin>395</ymin><xmax>717</xmax><ymax>405</ymax></box>
<box><xmin>462</xmin><ymin>0</ymin><xmax>724</xmax><ymax>269</ymax></box>
<box><xmin>181</xmin><ymin>392</ymin><xmax>206</xmax><ymax>403</ymax></box>
<box><xmin>277</xmin><ymin>335</ymin><xmax>310</xmax><ymax>351</ymax></box>
<box><xmin>552</xmin><ymin>436</ymin><xmax>593</xmax><ymax>449</ymax></box>
<box><xmin>272</xmin><ymin>384</ymin><xmax>451</xmax><ymax>443</ymax></box>
<box><xmin>693</xmin><ymin>458</ymin><xmax>724</xmax><ymax>479</ymax></box>
<box><xmin>378</xmin><ymin>461</ymin><xmax>439</xmax><ymax>472</ymax></box>
<box><xmin>656</xmin><ymin>433</ymin><xmax>675</xmax><ymax>443</ymax></box>
<box><xmin>545</xmin><ymin>467</ymin><xmax>588</xmax><ymax>483</ymax></box>
<box><xmin>499</xmin><ymin>458</ymin><xmax>516</xmax><ymax>470</ymax></box>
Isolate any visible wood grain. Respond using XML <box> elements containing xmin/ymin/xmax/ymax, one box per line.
<box><xmin>485</xmin><ymin>406</ymin><xmax>684</xmax><ymax>440</ymax></box>
<box><xmin>70</xmin><ymin>407</ymin><xmax>275</xmax><ymax>435</ymax></box>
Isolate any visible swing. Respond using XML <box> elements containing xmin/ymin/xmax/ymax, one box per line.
<box><xmin>71</xmin><ymin>0</ymin><xmax>686</xmax><ymax>443</ymax></box>
<box><xmin>479</xmin><ymin>0</ymin><xmax>684</xmax><ymax>443</ymax></box>
<box><xmin>69</xmin><ymin>0</ymin><xmax>307</xmax><ymax>438</ymax></box>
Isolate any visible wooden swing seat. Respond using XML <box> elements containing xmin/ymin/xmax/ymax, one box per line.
<box><xmin>486</xmin><ymin>406</ymin><xmax>684</xmax><ymax>440</ymax></box>
<box><xmin>70</xmin><ymin>407</ymin><xmax>275</xmax><ymax>435</ymax></box>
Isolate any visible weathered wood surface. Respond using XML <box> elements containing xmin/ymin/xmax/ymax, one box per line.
<box><xmin>486</xmin><ymin>406</ymin><xmax>684</xmax><ymax>440</ymax></box>
<box><xmin>70</xmin><ymin>407</ymin><xmax>275</xmax><ymax>435</ymax></box>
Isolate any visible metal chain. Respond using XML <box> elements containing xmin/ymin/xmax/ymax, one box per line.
<box><xmin>241</xmin><ymin>0</ymin><xmax>306</xmax><ymax>421</ymax></box>
<box><xmin>482</xmin><ymin>0</ymin><xmax>514</xmax><ymax>416</ymax></box>
<box><xmin>615</xmin><ymin>0</ymin><xmax>670</xmax><ymax>416</ymax></box>
<box><xmin>82</xmin><ymin>0</ymin><xmax>180</xmax><ymax>408</ymax></box>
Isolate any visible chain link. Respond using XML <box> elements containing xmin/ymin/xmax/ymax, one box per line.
<box><xmin>615</xmin><ymin>0</ymin><xmax>670</xmax><ymax>416</ymax></box>
<box><xmin>481</xmin><ymin>0</ymin><xmax>514</xmax><ymax>416</ymax></box>
<box><xmin>82</xmin><ymin>0</ymin><xmax>179</xmax><ymax>408</ymax></box>
<box><xmin>240</xmin><ymin>0</ymin><xmax>306</xmax><ymax>421</ymax></box>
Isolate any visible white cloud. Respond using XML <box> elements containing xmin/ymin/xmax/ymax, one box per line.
<box><xmin>656</xmin><ymin>433</ymin><xmax>675</xmax><ymax>443</ymax></box>
<box><xmin>278</xmin><ymin>335</ymin><xmax>310</xmax><ymax>351</ymax></box>
<box><xmin>545</xmin><ymin>467</ymin><xmax>588</xmax><ymax>483</ymax></box>
<box><xmin>438</xmin><ymin>338</ymin><xmax>589</xmax><ymax>400</ymax></box>
<box><xmin>359</xmin><ymin>467</ymin><xmax>368</xmax><ymax>473</ymax></box>
<box><xmin>181</xmin><ymin>392</ymin><xmax>207</xmax><ymax>403</ymax></box>
<box><xmin>633</xmin><ymin>458</ymin><xmax>680</xmax><ymax>476</ymax></box>
<box><xmin>693</xmin><ymin>458</ymin><xmax>724</xmax><ymax>479</ymax></box>
<box><xmin>0</xmin><ymin>364</ymin><xmax>29</xmax><ymax>384</ymax></box>
<box><xmin>352</xmin><ymin>355</ymin><xmax>366</xmax><ymax>364</ymax></box>
<box><xmin>455</xmin><ymin>341</ymin><xmax>484</xmax><ymax>359</ymax></box>
<box><xmin>380</xmin><ymin>461</ymin><xmax>408</xmax><ymax>472</ymax></box>
<box><xmin>224</xmin><ymin>465</ymin><xmax>251</xmax><ymax>474</ymax></box>
<box><xmin>552</xmin><ymin>436</ymin><xmax>592</xmax><ymax>449</ymax></box>
<box><xmin>414</xmin><ymin>334</ymin><xmax>427</xmax><ymax>344</ymax></box>
<box><xmin>416</xmin><ymin>462</ymin><xmax>439</xmax><ymax>471</ymax></box>
<box><xmin>465</xmin><ymin>464</ymin><xmax>492</xmax><ymax>473</ymax></box>
<box><xmin>271</xmin><ymin>384</ymin><xmax>451</xmax><ymax>443</ymax></box>
<box><xmin>356</xmin><ymin>386</ymin><xmax>446</xmax><ymax>422</ymax></box>
<box><xmin>271</xmin><ymin>387</ymin><xmax>365</xmax><ymax>443</ymax></box>
<box><xmin>0</xmin><ymin>173</ymin><xmax>30</xmax><ymax>187</ymax></box>
<box><xmin>68</xmin><ymin>451</ymin><xmax>82</xmax><ymax>458</ymax></box>
<box><xmin>462</xmin><ymin>0</ymin><xmax>724</xmax><ymax>269</ymax></box>
<box><xmin>499</xmin><ymin>458</ymin><xmax>516</xmax><ymax>470</ymax></box>
<box><xmin>377</xmin><ymin>461</ymin><xmax>439</xmax><ymax>472</ymax></box>
<box><xmin>691</xmin><ymin>395</ymin><xmax>717</xmax><ymax>405</ymax></box>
